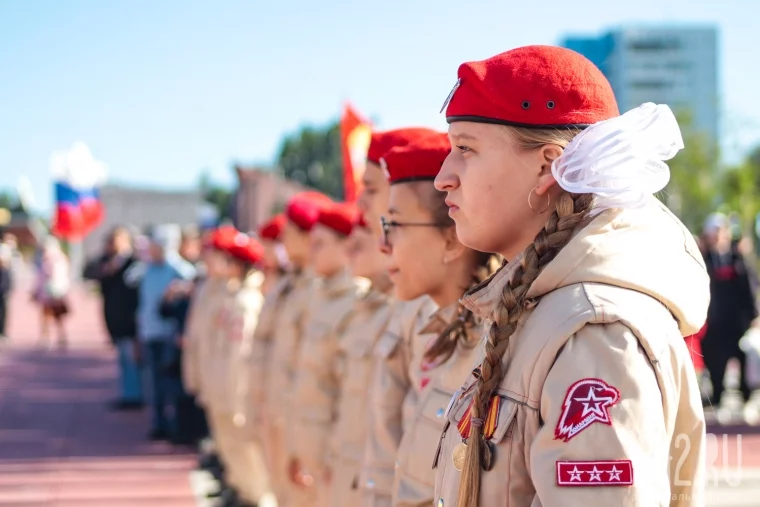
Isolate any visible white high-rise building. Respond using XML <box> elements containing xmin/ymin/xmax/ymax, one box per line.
<box><xmin>563</xmin><ymin>26</ymin><xmax>718</xmax><ymax>143</ymax></box>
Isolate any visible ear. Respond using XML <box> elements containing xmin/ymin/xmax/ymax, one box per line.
<box><xmin>534</xmin><ymin>144</ymin><xmax>562</xmax><ymax>196</ymax></box>
<box><xmin>441</xmin><ymin>226</ymin><xmax>467</xmax><ymax>264</ymax></box>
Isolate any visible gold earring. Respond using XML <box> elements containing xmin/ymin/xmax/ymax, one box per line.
<box><xmin>528</xmin><ymin>187</ymin><xmax>550</xmax><ymax>214</ymax></box>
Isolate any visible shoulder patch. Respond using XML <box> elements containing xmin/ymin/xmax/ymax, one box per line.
<box><xmin>554</xmin><ymin>378</ymin><xmax>620</xmax><ymax>442</ymax></box>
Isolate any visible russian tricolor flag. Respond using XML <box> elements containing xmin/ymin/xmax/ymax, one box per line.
<box><xmin>53</xmin><ymin>182</ymin><xmax>104</xmax><ymax>240</ymax></box>
<box><xmin>50</xmin><ymin>142</ymin><xmax>107</xmax><ymax>240</ymax></box>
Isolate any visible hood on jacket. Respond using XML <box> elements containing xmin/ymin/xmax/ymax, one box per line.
<box><xmin>462</xmin><ymin>198</ymin><xmax>709</xmax><ymax>336</ymax></box>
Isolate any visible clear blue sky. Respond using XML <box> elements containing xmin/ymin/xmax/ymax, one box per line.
<box><xmin>0</xmin><ymin>0</ymin><xmax>756</xmax><ymax>213</ymax></box>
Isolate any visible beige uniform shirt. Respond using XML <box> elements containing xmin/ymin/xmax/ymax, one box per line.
<box><xmin>204</xmin><ymin>273</ymin><xmax>264</xmax><ymax>417</ymax></box>
<box><xmin>244</xmin><ymin>275</ymin><xmax>294</xmax><ymax>426</ymax></box>
<box><xmin>328</xmin><ymin>288</ymin><xmax>396</xmax><ymax>507</ymax></box>
<box><xmin>393</xmin><ymin>304</ymin><xmax>484</xmax><ymax>507</ymax></box>
<box><xmin>434</xmin><ymin>201</ymin><xmax>710</xmax><ymax>507</ymax></box>
<box><xmin>265</xmin><ymin>269</ymin><xmax>317</xmax><ymax>427</ymax></box>
<box><xmin>289</xmin><ymin>269</ymin><xmax>365</xmax><ymax>474</ymax></box>
<box><xmin>361</xmin><ymin>296</ymin><xmax>438</xmax><ymax>507</ymax></box>
<box><xmin>182</xmin><ymin>277</ymin><xmax>225</xmax><ymax>398</ymax></box>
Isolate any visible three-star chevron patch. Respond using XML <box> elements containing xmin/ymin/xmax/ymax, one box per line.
<box><xmin>556</xmin><ymin>460</ymin><xmax>633</xmax><ymax>486</ymax></box>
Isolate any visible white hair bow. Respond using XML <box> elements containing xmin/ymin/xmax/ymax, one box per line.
<box><xmin>551</xmin><ymin>102</ymin><xmax>684</xmax><ymax>215</ymax></box>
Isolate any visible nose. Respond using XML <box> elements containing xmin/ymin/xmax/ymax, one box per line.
<box><xmin>435</xmin><ymin>152</ymin><xmax>459</xmax><ymax>192</ymax></box>
<box><xmin>357</xmin><ymin>190</ymin><xmax>368</xmax><ymax>213</ymax></box>
<box><xmin>378</xmin><ymin>235</ymin><xmax>391</xmax><ymax>255</ymax></box>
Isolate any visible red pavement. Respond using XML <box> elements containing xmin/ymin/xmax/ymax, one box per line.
<box><xmin>0</xmin><ymin>276</ymin><xmax>197</xmax><ymax>507</ymax></box>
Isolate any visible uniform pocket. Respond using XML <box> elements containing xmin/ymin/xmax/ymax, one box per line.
<box><xmin>400</xmin><ymin>388</ymin><xmax>451</xmax><ymax>488</ymax></box>
<box><xmin>373</xmin><ymin>330</ymin><xmax>401</xmax><ymax>359</ymax></box>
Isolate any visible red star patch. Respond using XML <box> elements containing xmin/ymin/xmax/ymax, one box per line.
<box><xmin>554</xmin><ymin>378</ymin><xmax>620</xmax><ymax>442</ymax></box>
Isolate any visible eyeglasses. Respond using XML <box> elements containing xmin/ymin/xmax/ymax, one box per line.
<box><xmin>380</xmin><ymin>216</ymin><xmax>445</xmax><ymax>247</ymax></box>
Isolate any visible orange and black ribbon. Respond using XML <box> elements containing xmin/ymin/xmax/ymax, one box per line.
<box><xmin>456</xmin><ymin>395</ymin><xmax>501</xmax><ymax>440</ymax></box>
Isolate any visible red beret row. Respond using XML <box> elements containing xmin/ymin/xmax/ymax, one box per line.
<box><xmin>283</xmin><ymin>191</ymin><xmax>367</xmax><ymax>237</ymax></box>
<box><xmin>210</xmin><ymin>226</ymin><xmax>265</xmax><ymax>265</ymax></box>
<box><xmin>265</xmin><ymin>45</ymin><xmax>619</xmax><ymax>234</ymax></box>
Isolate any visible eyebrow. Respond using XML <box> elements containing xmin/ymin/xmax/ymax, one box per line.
<box><xmin>449</xmin><ymin>132</ymin><xmax>477</xmax><ymax>142</ymax></box>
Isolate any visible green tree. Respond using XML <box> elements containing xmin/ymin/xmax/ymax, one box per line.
<box><xmin>0</xmin><ymin>189</ymin><xmax>19</xmax><ymax>210</ymax></box>
<box><xmin>276</xmin><ymin>121</ymin><xmax>343</xmax><ymax>199</ymax></box>
<box><xmin>659</xmin><ymin>110</ymin><xmax>720</xmax><ymax>232</ymax></box>
<box><xmin>198</xmin><ymin>171</ymin><xmax>234</xmax><ymax>220</ymax></box>
<box><xmin>719</xmin><ymin>144</ymin><xmax>760</xmax><ymax>236</ymax></box>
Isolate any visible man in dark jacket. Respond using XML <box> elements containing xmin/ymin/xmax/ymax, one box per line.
<box><xmin>93</xmin><ymin>226</ymin><xmax>143</xmax><ymax>410</ymax></box>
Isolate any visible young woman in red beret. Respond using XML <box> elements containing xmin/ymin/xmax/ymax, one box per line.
<box><xmin>203</xmin><ymin>230</ymin><xmax>271</xmax><ymax>507</ymax></box>
<box><xmin>257</xmin><ymin>213</ymin><xmax>288</xmax><ymax>296</ymax></box>
<box><xmin>263</xmin><ymin>191</ymin><xmax>332</xmax><ymax>505</ymax></box>
<box><xmin>356</xmin><ymin>129</ymin><xmax>440</xmax><ymax>507</ymax></box>
<box><xmin>287</xmin><ymin>201</ymin><xmax>365</xmax><ymax>507</ymax></box>
<box><xmin>431</xmin><ymin>45</ymin><xmax>709</xmax><ymax>507</ymax></box>
<box><xmin>321</xmin><ymin>212</ymin><xmax>397</xmax><ymax>507</ymax></box>
<box><xmin>375</xmin><ymin>133</ymin><xmax>499</xmax><ymax>507</ymax></box>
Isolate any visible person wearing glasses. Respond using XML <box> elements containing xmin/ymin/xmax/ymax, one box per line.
<box><xmin>376</xmin><ymin>133</ymin><xmax>499</xmax><ymax>507</ymax></box>
<box><xmin>356</xmin><ymin>128</ymin><xmax>438</xmax><ymax>507</ymax></box>
<box><xmin>431</xmin><ymin>45</ymin><xmax>708</xmax><ymax>507</ymax></box>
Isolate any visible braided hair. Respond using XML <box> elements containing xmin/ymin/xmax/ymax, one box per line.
<box><xmin>456</xmin><ymin>126</ymin><xmax>593</xmax><ymax>507</ymax></box>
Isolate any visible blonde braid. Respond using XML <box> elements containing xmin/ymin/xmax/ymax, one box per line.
<box><xmin>456</xmin><ymin>192</ymin><xmax>594</xmax><ymax>507</ymax></box>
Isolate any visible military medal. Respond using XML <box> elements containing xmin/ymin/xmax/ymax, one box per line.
<box><xmin>452</xmin><ymin>394</ymin><xmax>502</xmax><ymax>472</ymax></box>
<box><xmin>452</xmin><ymin>441</ymin><xmax>467</xmax><ymax>472</ymax></box>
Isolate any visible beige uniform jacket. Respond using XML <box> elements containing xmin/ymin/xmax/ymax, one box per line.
<box><xmin>289</xmin><ymin>269</ymin><xmax>365</xmax><ymax>470</ymax></box>
<box><xmin>361</xmin><ymin>296</ymin><xmax>438</xmax><ymax>507</ymax></box>
<box><xmin>244</xmin><ymin>275</ymin><xmax>294</xmax><ymax>426</ymax></box>
<box><xmin>182</xmin><ymin>277</ymin><xmax>225</xmax><ymax>398</ymax></box>
<box><xmin>204</xmin><ymin>273</ymin><xmax>265</xmax><ymax>418</ymax></box>
<box><xmin>392</xmin><ymin>304</ymin><xmax>484</xmax><ymax>507</ymax></box>
<box><xmin>327</xmin><ymin>287</ymin><xmax>396</xmax><ymax>507</ymax></box>
<box><xmin>265</xmin><ymin>269</ymin><xmax>317</xmax><ymax>427</ymax></box>
<box><xmin>434</xmin><ymin>200</ymin><xmax>710</xmax><ymax>507</ymax></box>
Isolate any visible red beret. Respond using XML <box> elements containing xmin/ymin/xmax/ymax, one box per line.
<box><xmin>367</xmin><ymin>128</ymin><xmax>439</xmax><ymax>165</ymax></box>
<box><xmin>258</xmin><ymin>214</ymin><xmax>286</xmax><ymax>241</ymax></box>
<box><xmin>382</xmin><ymin>133</ymin><xmax>451</xmax><ymax>184</ymax></box>
<box><xmin>225</xmin><ymin>232</ymin><xmax>264</xmax><ymax>265</ymax></box>
<box><xmin>211</xmin><ymin>225</ymin><xmax>238</xmax><ymax>250</ymax></box>
<box><xmin>444</xmin><ymin>45</ymin><xmax>619</xmax><ymax>128</ymax></box>
<box><xmin>317</xmin><ymin>202</ymin><xmax>360</xmax><ymax>236</ymax></box>
<box><xmin>285</xmin><ymin>191</ymin><xmax>333</xmax><ymax>231</ymax></box>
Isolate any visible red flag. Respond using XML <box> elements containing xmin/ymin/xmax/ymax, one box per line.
<box><xmin>340</xmin><ymin>103</ymin><xmax>372</xmax><ymax>202</ymax></box>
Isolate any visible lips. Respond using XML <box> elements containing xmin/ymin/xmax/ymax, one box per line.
<box><xmin>445</xmin><ymin>197</ymin><xmax>459</xmax><ymax>213</ymax></box>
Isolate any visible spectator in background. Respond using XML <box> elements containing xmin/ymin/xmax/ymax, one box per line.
<box><xmin>33</xmin><ymin>237</ymin><xmax>70</xmax><ymax>349</ymax></box>
<box><xmin>0</xmin><ymin>243</ymin><xmax>11</xmax><ymax>340</ymax></box>
<box><xmin>160</xmin><ymin>224</ymin><xmax>206</xmax><ymax>445</ymax></box>
<box><xmin>701</xmin><ymin>212</ymin><xmax>759</xmax><ymax>407</ymax></box>
<box><xmin>131</xmin><ymin>224</ymin><xmax>196</xmax><ymax>441</ymax></box>
<box><xmin>93</xmin><ymin>226</ymin><xmax>143</xmax><ymax>411</ymax></box>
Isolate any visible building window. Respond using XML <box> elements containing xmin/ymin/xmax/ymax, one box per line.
<box><xmin>630</xmin><ymin>80</ymin><xmax>671</xmax><ymax>90</ymax></box>
<box><xmin>628</xmin><ymin>39</ymin><xmax>680</xmax><ymax>51</ymax></box>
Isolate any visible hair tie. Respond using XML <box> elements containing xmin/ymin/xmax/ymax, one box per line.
<box><xmin>471</xmin><ymin>417</ymin><xmax>484</xmax><ymax>428</ymax></box>
<box><xmin>551</xmin><ymin>102</ymin><xmax>683</xmax><ymax>216</ymax></box>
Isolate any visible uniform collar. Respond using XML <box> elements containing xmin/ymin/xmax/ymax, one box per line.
<box><xmin>418</xmin><ymin>302</ymin><xmax>460</xmax><ymax>335</ymax></box>
<box><xmin>460</xmin><ymin>257</ymin><xmax>521</xmax><ymax>321</ymax></box>
<box><xmin>320</xmin><ymin>268</ymin><xmax>355</xmax><ymax>298</ymax></box>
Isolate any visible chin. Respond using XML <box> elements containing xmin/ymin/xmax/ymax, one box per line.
<box><xmin>455</xmin><ymin>222</ymin><xmax>499</xmax><ymax>255</ymax></box>
<box><xmin>393</xmin><ymin>284</ymin><xmax>421</xmax><ymax>302</ymax></box>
